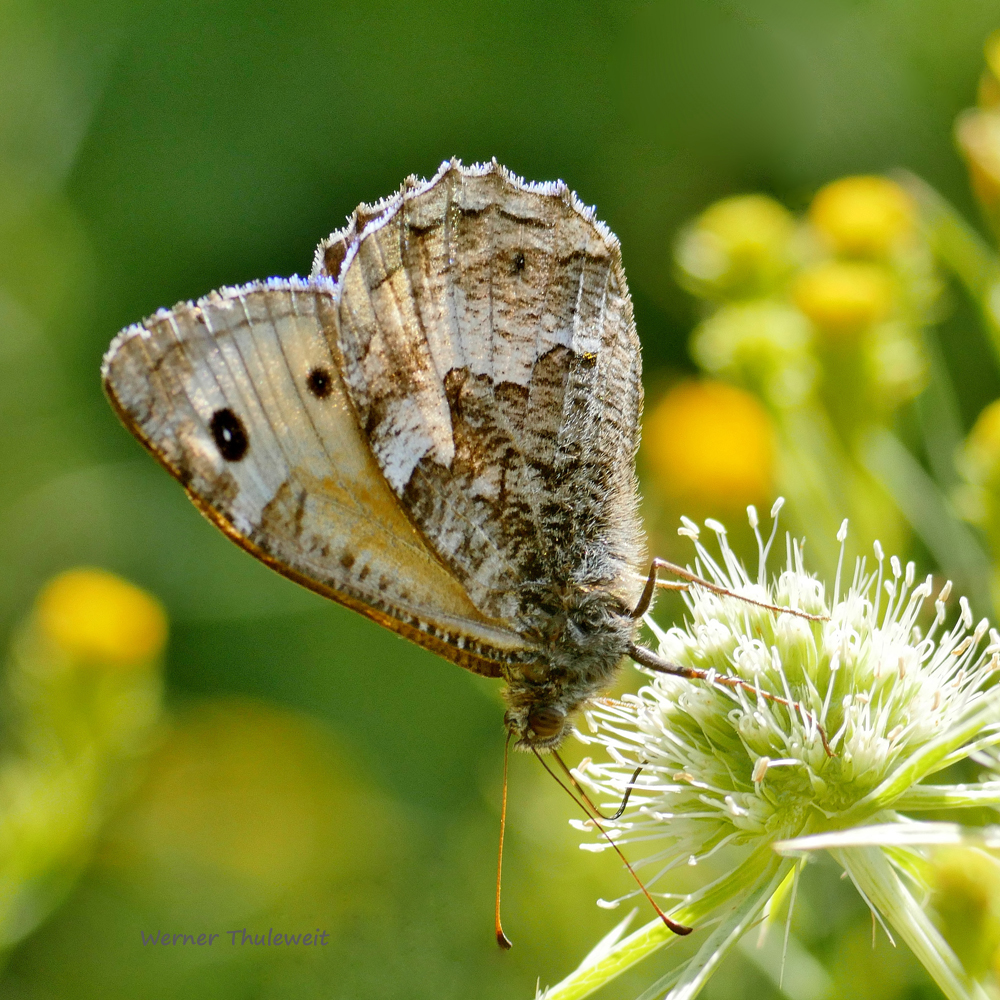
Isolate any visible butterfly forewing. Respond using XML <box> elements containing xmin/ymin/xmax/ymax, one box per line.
<box><xmin>102</xmin><ymin>279</ymin><xmax>530</xmax><ymax>674</ymax></box>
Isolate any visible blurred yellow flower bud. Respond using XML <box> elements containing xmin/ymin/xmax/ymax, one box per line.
<box><xmin>809</xmin><ymin>176</ymin><xmax>915</xmax><ymax>257</ymax></box>
<box><xmin>980</xmin><ymin>30</ymin><xmax>1000</xmax><ymax>109</ymax></box>
<box><xmin>958</xmin><ymin>400</ymin><xmax>1000</xmax><ymax>608</ymax></box>
<box><xmin>36</xmin><ymin>569</ymin><xmax>167</xmax><ymax>667</ymax></box>
<box><xmin>675</xmin><ymin>194</ymin><xmax>796</xmax><ymax>299</ymax></box>
<box><xmin>103</xmin><ymin>699</ymin><xmax>395</xmax><ymax>925</ymax></box>
<box><xmin>793</xmin><ymin>260</ymin><xmax>895</xmax><ymax>334</ymax></box>
<box><xmin>691</xmin><ymin>300</ymin><xmax>816</xmax><ymax>409</ymax></box>
<box><xmin>962</xmin><ymin>399</ymin><xmax>1000</xmax><ymax>488</ymax></box>
<box><xmin>930</xmin><ymin>848</ymin><xmax>1000</xmax><ymax>979</ymax></box>
<box><xmin>956</xmin><ymin>108</ymin><xmax>1000</xmax><ymax>238</ymax></box>
<box><xmin>643</xmin><ymin>380</ymin><xmax>775</xmax><ymax>511</ymax></box>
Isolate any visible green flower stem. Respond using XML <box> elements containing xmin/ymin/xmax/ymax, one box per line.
<box><xmin>774</xmin><ymin>408</ymin><xmax>857</xmax><ymax>582</ymax></box>
<box><xmin>630</xmin><ymin>858</ymin><xmax>794</xmax><ymax>1000</ymax></box>
<box><xmin>834</xmin><ymin>845</ymin><xmax>989</xmax><ymax>1000</ymax></box>
<box><xmin>900</xmin><ymin>171</ymin><xmax>1000</xmax><ymax>365</ymax></box>
<box><xmin>860</xmin><ymin>427</ymin><xmax>993</xmax><ymax>614</ymax></box>
<box><xmin>540</xmin><ymin>845</ymin><xmax>779</xmax><ymax>1000</ymax></box>
<box><xmin>914</xmin><ymin>327</ymin><xmax>965</xmax><ymax>490</ymax></box>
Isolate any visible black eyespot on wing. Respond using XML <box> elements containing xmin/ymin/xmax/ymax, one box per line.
<box><xmin>580</xmin><ymin>351</ymin><xmax>598</xmax><ymax>368</ymax></box>
<box><xmin>511</xmin><ymin>250</ymin><xmax>526</xmax><ymax>274</ymax></box>
<box><xmin>210</xmin><ymin>408</ymin><xmax>248</xmax><ymax>462</ymax></box>
<box><xmin>306</xmin><ymin>366</ymin><xmax>333</xmax><ymax>399</ymax></box>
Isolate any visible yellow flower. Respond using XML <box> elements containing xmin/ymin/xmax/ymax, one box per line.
<box><xmin>809</xmin><ymin>175</ymin><xmax>915</xmax><ymax>257</ymax></box>
<box><xmin>956</xmin><ymin>109</ymin><xmax>1000</xmax><ymax>235</ymax></box>
<box><xmin>36</xmin><ymin>569</ymin><xmax>167</xmax><ymax>667</ymax></box>
<box><xmin>102</xmin><ymin>699</ymin><xmax>396</xmax><ymax>924</ymax></box>
<box><xmin>793</xmin><ymin>260</ymin><xmax>895</xmax><ymax>334</ymax></box>
<box><xmin>675</xmin><ymin>194</ymin><xmax>796</xmax><ymax>299</ymax></box>
<box><xmin>963</xmin><ymin>398</ymin><xmax>1000</xmax><ymax>484</ymax></box>
<box><xmin>643</xmin><ymin>380</ymin><xmax>775</xmax><ymax>510</ymax></box>
<box><xmin>980</xmin><ymin>30</ymin><xmax>1000</xmax><ymax>109</ymax></box>
<box><xmin>930</xmin><ymin>849</ymin><xmax>1000</xmax><ymax>979</ymax></box>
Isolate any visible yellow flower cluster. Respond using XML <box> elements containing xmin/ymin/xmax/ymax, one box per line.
<box><xmin>957</xmin><ymin>31</ymin><xmax>1000</xmax><ymax>239</ymax></box>
<box><xmin>809</xmin><ymin>175</ymin><xmax>915</xmax><ymax>257</ymax></box>
<box><xmin>652</xmin><ymin>173</ymin><xmax>938</xmax><ymax>572</ymax></box>
<box><xmin>37</xmin><ymin>568</ymin><xmax>167</xmax><ymax>667</ymax></box>
<box><xmin>644</xmin><ymin>380</ymin><xmax>774</xmax><ymax>517</ymax></box>
<box><xmin>0</xmin><ymin>569</ymin><xmax>166</xmax><ymax>950</ymax></box>
<box><xmin>793</xmin><ymin>259</ymin><xmax>895</xmax><ymax>334</ymax></box>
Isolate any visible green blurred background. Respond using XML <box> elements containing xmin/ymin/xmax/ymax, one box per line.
<box><xmin>4</xmin><ymin>1</ymin><xmax>1000</xmax><ymax>998</ymax></box>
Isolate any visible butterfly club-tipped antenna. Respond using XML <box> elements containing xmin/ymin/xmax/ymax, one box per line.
<box><xmin>495</xmin><ymin>732</ymin><xmax>513</xmax><ymax>950</ymax></box>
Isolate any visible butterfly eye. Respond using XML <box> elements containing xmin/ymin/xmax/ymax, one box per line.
<box><xmin>527</xmin><ymin>705</ymin><xmax>566</xmax><ymax>740</ymax></box>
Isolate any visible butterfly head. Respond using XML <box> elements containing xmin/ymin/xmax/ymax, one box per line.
<box><xmin>504</xmin><ymin>584</ymin><xmax>641</xmax><ymax>750</ymax></box>
<box><xmin>505</xmin><ymin>703</ymin><xmax>570</xmax><ymax>749</ymax></box>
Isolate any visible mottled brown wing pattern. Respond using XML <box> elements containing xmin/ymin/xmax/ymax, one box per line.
<box><xmin>314</xmin><ymin>162</ymin><xmax>646</xmax><ymax>624</ymax></box>
<box><xmin>101</xmin><ymin>278</ymin><xmax>532</xmax><ymax>674</ymax></box>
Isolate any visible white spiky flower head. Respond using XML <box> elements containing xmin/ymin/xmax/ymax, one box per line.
<box><xmin>543</xmin><ymin>503</ymin><xmax>1000</xmax><ymax>1000</ymax></box>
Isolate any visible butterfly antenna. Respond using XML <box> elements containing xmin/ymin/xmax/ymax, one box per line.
<box><xmin>628</xmin><ymin>643</ymin><xmax>834</xmax><ymax>757</ymax></box>
<box><xmin>551</xmin><ymin>750</ymin><xmax>645</xmax><ymax>822</ymax></box>
<box><xmin>532</xmin><ymin>748</ymin><xmax>692</xmax><ymax>936</ymax></box>
<box><xmin>495</xmin><ymin>731</ymin><xmax>513</xmax><ymax>950</ymax></box>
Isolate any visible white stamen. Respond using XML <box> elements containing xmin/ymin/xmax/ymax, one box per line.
<box><xmin>960</xmin><ymin>596</ymin><xmax>973</xmax><ymax>629</ymax></box>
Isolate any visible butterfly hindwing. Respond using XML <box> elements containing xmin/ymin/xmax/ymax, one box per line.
<box><xmin>316</xmin><ymin>161</ymin><xmax>646</xmax><ymax>624</ymax></box>
<box><xmin>101</xmin><ymin>279</ymin><xmax>531</xmax><ymax>674</ymax></box>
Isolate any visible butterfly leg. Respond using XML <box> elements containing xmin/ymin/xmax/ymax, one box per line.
<box><xmin>627</xmin><ymin>642</ymin><xmax>834</xmax><ymax>757</ymax></box>
<box><xmin>633</xmin><ymin>558</ymin><xmax>827</xmax><ymax>622</ymax></box>
<box><xmin>550</xmin><ymin>750</ymin><xmax>646</xmax><ymax>822</ymax></box>
<box><xmin>629</xmin><ymin>560</ymin><xmax>689</xmax><ymax>619</ymax></box>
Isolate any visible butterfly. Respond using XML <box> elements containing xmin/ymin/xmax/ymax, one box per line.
<box><xmin>104</xmin><ymin>159</ymin><xmax>826</xmax><ymax>944</ymax></box>
<box><xmin>105</xmin><ymin>158</ymin><xmax>774</xmax><ymax>757</ymax></box>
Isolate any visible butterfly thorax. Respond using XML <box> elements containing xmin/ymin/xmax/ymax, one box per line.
<box><xmin>503</xmin><ymin>583</ymin><xmax>639</xmax><ymax>750</ymax></box>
